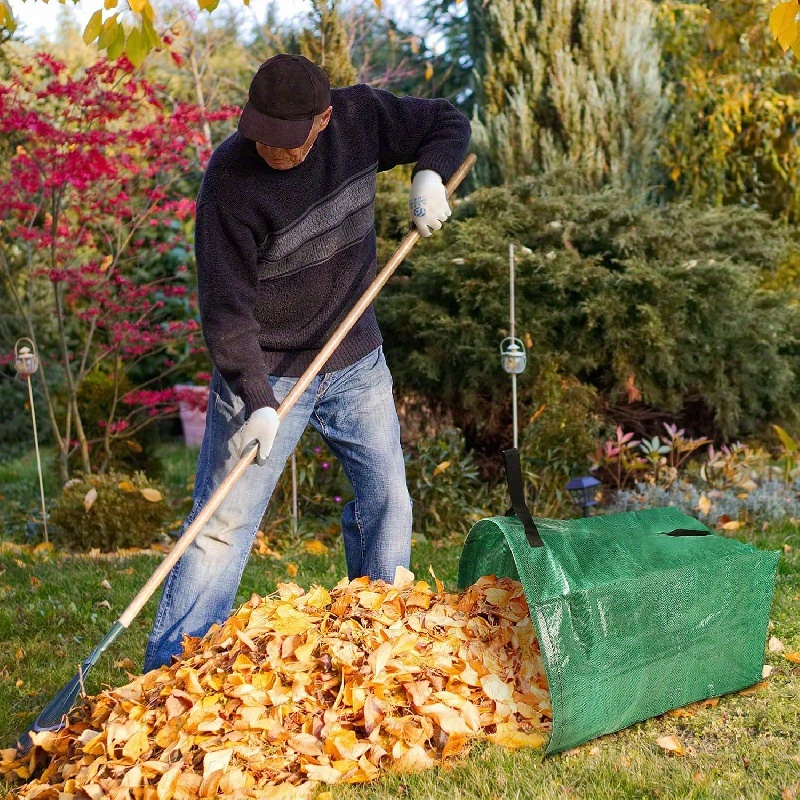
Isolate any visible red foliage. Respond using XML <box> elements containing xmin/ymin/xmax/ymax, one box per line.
<box><xmin>0</xmin><ymin>54</ymin><xmax>236</xmax><ymax>472</ymax></box>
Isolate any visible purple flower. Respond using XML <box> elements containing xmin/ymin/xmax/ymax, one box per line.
<box><xmin>321</xmin><ymin>462</ymin><xmax>330</xmax><ymax>470</ymax></box>
<box><xmin>314</xmin><ymin>446</ymin><xmax>322</xmax><ymax>454</ymax></box>
<box><xmin>334</xmin><ymin>495</ymin><xmax>341</xmax><ymax>503</ymax></box>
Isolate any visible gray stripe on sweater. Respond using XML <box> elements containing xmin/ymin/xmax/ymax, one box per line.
<box><xmin>256</xmin><ymin>169</ymin><xmax>376</xmax><ymax>280</ymax></box>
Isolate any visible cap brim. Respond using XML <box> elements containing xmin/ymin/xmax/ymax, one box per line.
<box><xmin>238</xmin><ymin>101</ymin><xmax>313</xmax><ymax>149</ymax></box>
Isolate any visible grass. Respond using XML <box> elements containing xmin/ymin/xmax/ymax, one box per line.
<box><xmin>0</xmin><ymin>445</ymin><xmax>799</xmax><ymax>799</ymax></box>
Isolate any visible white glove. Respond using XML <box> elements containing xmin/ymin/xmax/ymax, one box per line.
<box><xmin>240</xmin><ymin>406</ymin><xmax>279</xmax><ymax>466</ymax></box>
<box><xmin>408</xmin><ymin>170</ymin><xmax>451</xmax><ymax>237</ymax></box>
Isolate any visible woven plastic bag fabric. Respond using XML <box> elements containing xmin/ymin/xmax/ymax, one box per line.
<box><xmin>457</xmin><ymin>461</ymin><xmax>780</xmax><ymax>755</ymax></box>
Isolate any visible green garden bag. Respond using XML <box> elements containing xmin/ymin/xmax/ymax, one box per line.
<box><xmin>457</xmin><ymin>450</ymin><xmax>780</xmax><ymax>755</ymax></box>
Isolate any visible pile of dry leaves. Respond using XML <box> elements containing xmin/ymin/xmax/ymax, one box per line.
<box><xmin>1</xmin><ymin>570</ymin><xmax>550</xmax><ymax>799</ymax></box>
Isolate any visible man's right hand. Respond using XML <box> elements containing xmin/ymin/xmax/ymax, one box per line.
<box><xmin>240</xmin><ymin>406</ymin><xmax>279</xmax><ymax>465</ymax></box>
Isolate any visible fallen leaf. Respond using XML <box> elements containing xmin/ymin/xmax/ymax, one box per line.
<box><xmin>304</xmin><ymin>540</ymin><xmax>328</xmax><ymax>555</ymax></box>
<box><xmin>696</xmin><ymin>495</ymin><xmax>711</xmax><ymax>515</ymax></box>
<box><xmin>785</xmin><ymin>652</ymin><xmax>800</xmax><ymax>664</ymax></box>
<box><xmin>84</xmin><ymin>488</ymin><xmax>98</xmax><ymax>511</ymax></box>
<box><xmin>769</xmin><ymin>636</ymin><xmax>785</xmax><ymax>653</ymax></box>
<box><xmin>140</xmin><ymin>488</ymin><xmax>162</xmax><ymax>502</ymax></box>
<box><xmin>656</xmin><ymin>735</ymin><xmax>684</xmax><ymax>755</ymax></box>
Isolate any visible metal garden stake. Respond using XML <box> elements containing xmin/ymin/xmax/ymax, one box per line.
<box><xmin>14</xmin><ymin>338</ymin><xmax>49</xmax><ymax>543</ymax></box>
<box><xmin>500</xmin><ymin>244</ymin><xmax>526</xmax><ymax>449</ymax></box>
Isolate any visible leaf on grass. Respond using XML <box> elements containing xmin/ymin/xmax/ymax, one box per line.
<box><xmin>785</xmin><ymin>652</ymin><xmax>800</xmax><ymax>664</ymax></box>
<box><xmin>656</xmin><ymin>735</ymin><xmax>685</xmax><ymax>755</ymax></box>
<box><xmin>140</xmin><ymin>488</ymin><xmax>162</xmax><ymax>502</ymax></box>
<box><xmin>303</xmin><ymin>540</ymin><xmax>328</xmax><ymax>555</ymax></box>
<box><xmin>769</xmin><ymin>636</ymin><xmax>785</xmax><ymax>653</ymax></box>
<box><xmin>488</xmin><ymin>724</ymin><xmax>546</xmax><ymax>750</ymax></box>
<box><xmin>84</xmin><ymin>488</ymin><xmax>98</xmax><ymax>511</ymax></box>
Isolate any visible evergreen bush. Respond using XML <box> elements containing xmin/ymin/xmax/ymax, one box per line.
<box><xmin>378</xmin><ymin>179</ymin><xmax>800</xmax><ymax>456</ymax></box>
<box><xmin>50</xmin><ymin>471</ymin><xmax>169</xmax><ymax>552</ymax></box>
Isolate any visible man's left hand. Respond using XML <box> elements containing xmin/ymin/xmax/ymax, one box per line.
<box><xmin>409</xmin><ymin>170</ymin><xmax>451</xmax><ymax>237</ymax></box>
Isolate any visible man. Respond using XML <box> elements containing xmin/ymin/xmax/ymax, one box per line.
<box><xmin>144</xmin><ymin>54</ymin><xmax>471</xmax><ymax>671</ymax></box>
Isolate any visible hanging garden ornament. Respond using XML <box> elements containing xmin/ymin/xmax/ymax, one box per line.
<box><xmin>14</xmin><ymin>338</ymin><xmax>40</xmax><ymax>377</ymax></box>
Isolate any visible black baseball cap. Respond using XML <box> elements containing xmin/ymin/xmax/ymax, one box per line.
<box><xmin>238</xmin><ymin>54</ymin><xmax>331</xmax><ymax>148</ymax></box>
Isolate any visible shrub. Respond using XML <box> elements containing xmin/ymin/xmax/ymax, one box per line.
<box><xmin>50</xmin><ymin>471</ymin><xmax>169</xmax><ymax>552</ymax></box>
<box><xmin>612</xmin><ymin>478</ymin><xmax>800</xmax><ymax>529</ymax></box>
<box><xmin>404</xmin><ymin>428</ymin><xmax>489</xmax><ymax>539</ymax></box>
<box><xmin>379</xmin><ymin>180</ymin><xmax>800</xmax><ymax>452</ymax></box>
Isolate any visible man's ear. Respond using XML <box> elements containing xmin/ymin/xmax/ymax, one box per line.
<box><xmin>318</xmin><ymin>106</ymin><xmax>333</xmax><ymax>130</ymax></box>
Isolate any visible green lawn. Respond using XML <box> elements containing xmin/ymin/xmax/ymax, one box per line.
<box><xmin>0</xmin><ymin>447</ymin><xmax>798</xmax><ymax>799</ymax></box>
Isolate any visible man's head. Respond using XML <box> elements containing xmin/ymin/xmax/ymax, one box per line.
<box><xmin>239</xmin><ymin>54</ymin><xmax>332</xmax><ymax>170</ymax></box>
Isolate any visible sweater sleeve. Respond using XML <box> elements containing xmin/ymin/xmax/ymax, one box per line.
<box><xmin>195</xmin><ymin>200</ymin><xmax>278</xmax><ymax>415</ymax></box>
<box><xmin>367</xmin><ymin>87</ymin><xmax>471</xmax><ymax>182</ymax></box>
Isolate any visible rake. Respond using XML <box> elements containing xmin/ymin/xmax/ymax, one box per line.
<box><xmin>16</xmin><ymin>152</ymin><xmax>476</xmax><ymax>755</ymax></box>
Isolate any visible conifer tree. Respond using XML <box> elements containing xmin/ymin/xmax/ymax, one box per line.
<box><xmin>300</xmin><ymin>0</ymin><xmax>357</xmax><ymax>88</ymax></box>
<box><xmin>467</xmin><ymin>0</ymin><xmax>664</xmax><ymax>190</ymax></box>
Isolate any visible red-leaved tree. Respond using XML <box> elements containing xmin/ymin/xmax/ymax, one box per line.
<box><xmin>0</xmin><ymin>54</ymin><xmax>236</xmax><ymax>480</ymax></box>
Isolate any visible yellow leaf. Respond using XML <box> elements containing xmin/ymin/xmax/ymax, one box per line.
<box><xmin>157</xmin><ymin>766</ymin><xmax>181</xmax><ymax>800</ymax></box>
<box><xmin>105</xmin><ymin>0</ymin><xmax>118</xmax><ymax>8</ymax></box>
<box><xmin>394</xmin><ymin>744</ymin><xmax>434</xmax><ymax>772</ymax></box>
<box><xmin>696</xmin><ymin>495</ymin><xmax>711</xmax><ymax>515</ymax></box>
<box><xmin>369</xmin><ymin>640</ymin><xmax>392</xmax><ymax>676</ymax></box>
<box><xmin>784</xmin><ymin>652</ymin><xmax>800</xmax><ymax>664</ymax></box>
<box><xmin>424</xmin><ymin>61</ymin><xmax>433</xmax><ymax>81</ymax></box>
<box><xmin>286</xmin><ymin>562</ymin><xmax>298</xmax><ymax>577</ymax></box>
<box><xmin>304</xmin><ymin>539</ymin><xmax>328</xmax><ymax>555</ymax></box>
<box><xmin>122</xmin><ymin>727</ymin><xmax>150</xmax><ymax>760</ymax></box>
<box><xmin>83</xmin><ymin>9</ymin><xmax>103</xmax><ymax>44</ymax></box>
<box><xmin>0</xmin><ymin>1</ymin><xmax>18</xmax><ymax>33</ymax></box>
<box><xmin>118</xmin><ymin>480</ymin><xmax>135</xmax><ymax>492</ymax></box>
<box><xmin>128</xmin><ymin>0</ymin><xmax>147</xmax><ymax>12</ymax></box>
<box><xmin>84</xmin><ymin>487</ymin><xmax>98</xmax><ymax>512</ymax></box>
<box><xmin>202</xmin><ymin>748</ymin><xmax>232</xmax><ymax>780</ymax></box>
<box><xmin>305</xmin><ymin>585</ymin><xmax>331</xmax><ymax>609</ymax></box>
<box><xmin>656</xmin><ymin>734</ymin><xmax>684</xmax><ymax>755</ymax></box>
<box><xmin>433</xmin><ymin>460</ymin><xmax>451</xmax><ymax>476</ymax></box>
<box><xmin>769</xmin><ymin>1</ymin><xmax>800</xmax><ymax>50</ymax></box>
<box><xmin>488</xmin><ymin>724</ymin><xmax>545</xmax><ymax>750</ymax></box>
<box><xmin>125</xmin><ymin>25</ymin><xmax>147</xmax><ymax>67</ymax></box>
<box><xmin>480</xmin><ymin>674</ymin><xmax>513</xmax><ymax>702</ymax></box>
<box><xmin>140</xmin><ymin>487</ymin><xmax>162</xmax><ymax>502</ymax></box>
<box><xmin>721</xmin><ymin>520</ymin><xmax>741</xmax><ymax>531</ymax></box>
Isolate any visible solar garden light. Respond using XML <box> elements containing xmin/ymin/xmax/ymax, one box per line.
<box><xmin>565</xmin><ymin>475</ymin><xmax>601</xmax><ymax>517</ymax></box>
<box><xmin>500</xmin><ymin>243</ymin><xmax>527</xmax><ymax>449</ymax></box>
<box><xmin>14</xmin><ymin>338</ymin><xmax>49</xmax><ymax>543</ymax></box>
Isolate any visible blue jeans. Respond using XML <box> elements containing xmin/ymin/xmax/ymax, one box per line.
<box><xmin>144</xmin><ymin>347</ymin><xmax>412</xmax><ymax>671</ymax></box>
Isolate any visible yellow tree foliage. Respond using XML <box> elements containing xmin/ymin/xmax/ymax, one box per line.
<box><xmin>0</xmin><ymin>0</ymin><xmax>401</xmax><ymax>64</ymax></box>
<box><xmin>770</xmin><ymin>0</ymin><xmax>800</xmax><ymax>55</ymax></box>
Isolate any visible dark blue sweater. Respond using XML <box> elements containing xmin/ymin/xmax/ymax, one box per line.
<box><xmin>195</xmin><ymin>84</ymin><xmax>471</xmax><ymax>416</ymax></box>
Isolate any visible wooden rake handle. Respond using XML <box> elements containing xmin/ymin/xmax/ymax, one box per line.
<box><xmin>119</xmin><ymin>152</ymin><xmax>477</xmax><ymax>627</ymax></box>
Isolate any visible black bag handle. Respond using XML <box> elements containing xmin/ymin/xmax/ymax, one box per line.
<box><xmin>502</xmin><ymin>448</ymin><xmax>544</xmax><ymax>548</ymax></box>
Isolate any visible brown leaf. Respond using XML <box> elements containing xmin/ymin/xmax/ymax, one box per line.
<box><xmin>656</xmin><ymin>734</ymin><xmax>685</xmax><ymax>755</ymax></box>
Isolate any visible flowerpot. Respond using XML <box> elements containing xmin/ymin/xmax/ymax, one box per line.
<box><xmin>175</xmin><ymin>384</ymin><xmax>209</xmax><ymax>448</ymax></box>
